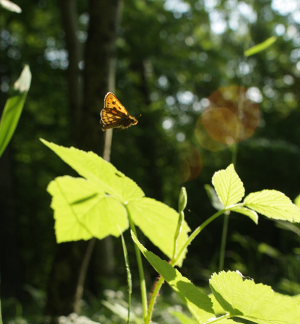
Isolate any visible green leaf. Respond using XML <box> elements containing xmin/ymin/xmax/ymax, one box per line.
<box><xmin>204</xmin><ymin>184</ymin><xmax>223</xmax><ymax>210</ymax></box>
<box><xmin>244</xmin><ymin>190</ymin><xmax>300</xmax><ymax>223</ymax></box>
<box><xmin>212</xmin><ymin>164</ymin><xmax>245</xmax><ymax>208</ymax></box>
<box><xmin>210</xmin><ymin>270</ymin><xmax>300</xmax><ymax>324</ymax></box>
<box><xmin>171</xmin><ymin>311</ymin><xmax>198</xmax><ymax>324</ymax></box>
<box><xmin>128</xmin><ymin>197</ymin><xmax>190</xmax><ymax>266</ymax></box>
<box><xmin>41</xmin><ymin>139</ymin><xmax>144</xmax><ymax>202</ymax></box>
<box><xmin>0</xmin><ymin>0</ymin><xmax>21</xmax><ymax>13</ymax></box>
<box><xmin>48</xmin><ymin>176</ymin><xmax>128</xmax><ymax>242</ymax></box>
<box><xmin>244</xmin><ymin>36</ymin><xmax>277</xmax><ymax>57</ymax></box>
<box><xmin>295</xmin><ymin>194</ymin><xmax>300</xmax><ymax>207</ymax></box>
<box><xmin>258</xmin><ymin>242</ymin><xmax>280</xmax><ymax>258</ymax></box>
<box><xmin>131</xmin><ymin>232</ymin><xmax>215</xmax><ymax>324</ymax></box>
<box><xmin>229</xmin><ymin>206</ymin><xmax>258</xmax><ymax>224</ymax></box>
<box><xmin>0</xmin><ymin>65</ymin><xmax>31</xmax><ymax>157</ymax></box>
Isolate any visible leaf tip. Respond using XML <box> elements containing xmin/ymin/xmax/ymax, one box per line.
<box><xmin>14</xmin><ymin>65</ymin><xmax>31</xmax><ymax>93</ymax></box>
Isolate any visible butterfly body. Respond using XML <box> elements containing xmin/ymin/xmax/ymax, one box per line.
<box><xmin>100</xmin><ymin>92</ymin><xmax>138</xmax><ymax>130</ymax></box>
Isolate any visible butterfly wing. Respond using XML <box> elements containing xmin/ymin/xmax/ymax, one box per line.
<box><xmin>100</xmin><ymin>92</ymin><xmax>138</xmax><ymax>130</ymax></box>
<box><xmin>100</xmin><ymin>107</ymin><xmax>127</xmax><ymax>129</ymax></box>
<box><xmin>104</xmin><ymin>92</ymin><xmax>129</xmax><ymax>115</ymax></box>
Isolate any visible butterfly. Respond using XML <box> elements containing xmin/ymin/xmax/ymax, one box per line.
<box><xmin>100</xmin><ymin>92</ymin><xmax>138</xmax><ymax>130</ymax></box>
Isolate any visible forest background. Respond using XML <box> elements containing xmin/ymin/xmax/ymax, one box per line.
<box><xmin>1</xmin><ymin>0</ymin><xmax>300</xmax><ymax>323</ymax></box>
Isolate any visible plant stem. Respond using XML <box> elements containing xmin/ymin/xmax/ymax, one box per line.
<box><xmin>145</xmin><ymin>209</ymin><xmax>225</xmax><ymax>324</ymax></box>
<box><xmin>125</xmin><ymin>205</ymin><xmax>148</xmax><ymax>321</ymax></box>
<box><xmin>145</xmin><ymin>275</ymin><xmax>165</xmax><ymax>324</ymax></box>
<box><xmin>120</xmin><ymin>233</ymin><xmax>132</xmax><ymax>324</ymax></box>
<box><xmin>219</xmin><ymin>213</ymin><xmax>229</xmax><ymax>270</ymax></box>
<box><xmin>173</xmin><ymin>209</ymin><xmax>225</xmax><ymax>266</ymax></box>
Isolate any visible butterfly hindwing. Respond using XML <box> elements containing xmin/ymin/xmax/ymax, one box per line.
<box><xmin>100</xmin><ymin>92</ymin><xmax>138</xmax><ymax>130</ymax></box>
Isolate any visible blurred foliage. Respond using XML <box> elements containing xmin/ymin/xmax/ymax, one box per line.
<box><xmin>1</xmin><ymin>0</ymin><xmax>300</xmax><ymax>322</ymax></box>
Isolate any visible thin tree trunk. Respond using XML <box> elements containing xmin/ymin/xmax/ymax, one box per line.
<box><xmin>45</xmin><ymin>0</ymin><xmax>123</xmax><ymax>320</ymax></box>
<box><xmin>59</xmin><ymin>0</ymin><xmax>82</xmax><ymax>140</ymax></box>
<box><xmin>75</xmin><ymin>0</ymin><xmax>123</xmax><ymax>305</ymax></box>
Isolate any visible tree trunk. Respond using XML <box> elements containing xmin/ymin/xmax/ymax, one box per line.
<box><xmin>80</xmin><ymin>0</ymin><xmax>122</xmax><ymax>151</ymax></box>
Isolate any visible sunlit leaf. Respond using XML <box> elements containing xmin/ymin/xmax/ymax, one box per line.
<box><xmin>0</xmin><ymin>65</ymin><xmax>31</xmax><ymax>157</ymax></box>
<box><xmin>210</xmin><ymin>270</ymin><xmax>300</xmax><ymax>324</ymax></box>
<box><xmin>244</xmin><ymin>190</ymin><xmax>300</xmax><ymax>223</ymax></box>
<box><xmin>41</xmin><ymin>139</ymin><xmax>144</xmax><ymax>202</ymax></box>
<box><xmin>244</xmin><ymin>36</ymin><xmax>277</xmax><ymax>56</ymax></box>
<box><xmin>212</xmin><ymin>164</ymin><xmax>245</xmax><ymax>208</ymax></box>
<box><xmin>43</xmin><ymin>140</ymin><xmax>191</xmax><ymax>261</ymax></box>
<box><xmin>48</xmin><ymin>176</ymin><xmax>128</xmax><ymax>242</ymax></box>
<box><xmin>171</xmin><ymin>311</ymin><xmax>198</xmax><ymax>324</ymax></box>
<box><xmin>128</xmin><ymin>197</ymin><xmax>190</xmax><ymax>266</ymax></box>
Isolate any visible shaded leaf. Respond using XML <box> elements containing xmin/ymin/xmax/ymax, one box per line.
<box><xmin>131</xmin><ymin>232</ymin><xmax>215</xmax><ymax>324</ymax></box>
<box><xmin>204</xmin><ymin>184</ymin><xmax>223</xmax><ymax>210</ymax></box>
<box><xmin>295</xmin><ymin>194</ymin><xmax>300</xmax><ymax>207</ymax></box>
<box><xmin>230</xmin><ymin>206</ymin><xmax>258</xmax><ymax>224</ymax></box>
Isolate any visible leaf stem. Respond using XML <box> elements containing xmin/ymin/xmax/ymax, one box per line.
<box><xmin>120</xmin><ymin>233</ymin><xmax>132</xmax><ymax>324</ymax></box>
<box><xmin>125</xmin><ymin>205</ymin><xmax>148</xmax><ymax>321</ymax></box>
<box><xmin>145</xmin><ymin>275</ymin><xmax>164</xmax><ymax>324</ymax></box>
<box><xmin>204</xmin><ymin>313</ymin><xmax>230</xmax><ymax>324</ymax></box>
<box><xmin>172</xmin><ymin>211</ymin><xmax>184</xmax><ymax>260</ymax></box>
<box><xmin>219</xmin><ymin>213</ymin><xmax>229</xmax><ymax>270</ymax></box>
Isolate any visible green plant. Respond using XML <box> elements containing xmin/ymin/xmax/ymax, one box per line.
<box><xmin>43</xmin><ymin>139</ymin><xmax>300</xmax><ymax>324</ymax></box>
<box><xmin>0</xmin><ymin>65</ymin><xmax>31</xmax><ymax>158</ymax></box>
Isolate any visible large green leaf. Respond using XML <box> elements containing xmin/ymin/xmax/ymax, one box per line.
<box><xmin>128</xmin><ymin>197</ymin><xmax>190</xmax><ymax>266</ymax></box>
<box><xmin>131</xmin><ymin>232</ymin><xmax>215</xmax><ymax>324</ymax></box>
<box><xmin>244</xmin><ymin>190</ymin><xmax>300</xmax><ymax>223</ymax></box>
<box><xmin>210</xmin><ymin>271</ymin><xmax>300</xmax><ymax>324</ymax></box>
<box><xmin>44</xmin><ymin>140</ymin><xmax>191</xmax><ymax>261</ymax></box>
<box><xmin>0</xmin><ymin>65</ymin><xmax>31</xmax><ymax>157</ymax></box>
<box><xmin>48</xmin><ymin>176</ymin><xmax>128</xmax><ymax>242</ymax></box>
<box><xmin>41</xmin><ymin>139</ymin><xmax>144</xmax><ymax>202</ymax></box>
<box><xmin>212</xmin><ymin>164</ymin><xmax>245</xmax><ymax>208</ymax></box>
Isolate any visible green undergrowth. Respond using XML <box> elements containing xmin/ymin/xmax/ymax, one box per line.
<box><xmin>41</xmin><ymin>139</ymin><xmax>300</xmax><ymax>324</ymax></box>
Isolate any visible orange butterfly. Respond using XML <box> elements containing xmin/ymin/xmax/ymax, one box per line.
<box><xmin>100</xmin><ymin>92</ymin><xmax>138</xmax><ymax>130</ymax></box>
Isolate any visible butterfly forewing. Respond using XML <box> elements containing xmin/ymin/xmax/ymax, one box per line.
<box><xmin>100</xmin><ymin>92</ymin><xmax>138</xmax><ymax>130</ymax></box>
